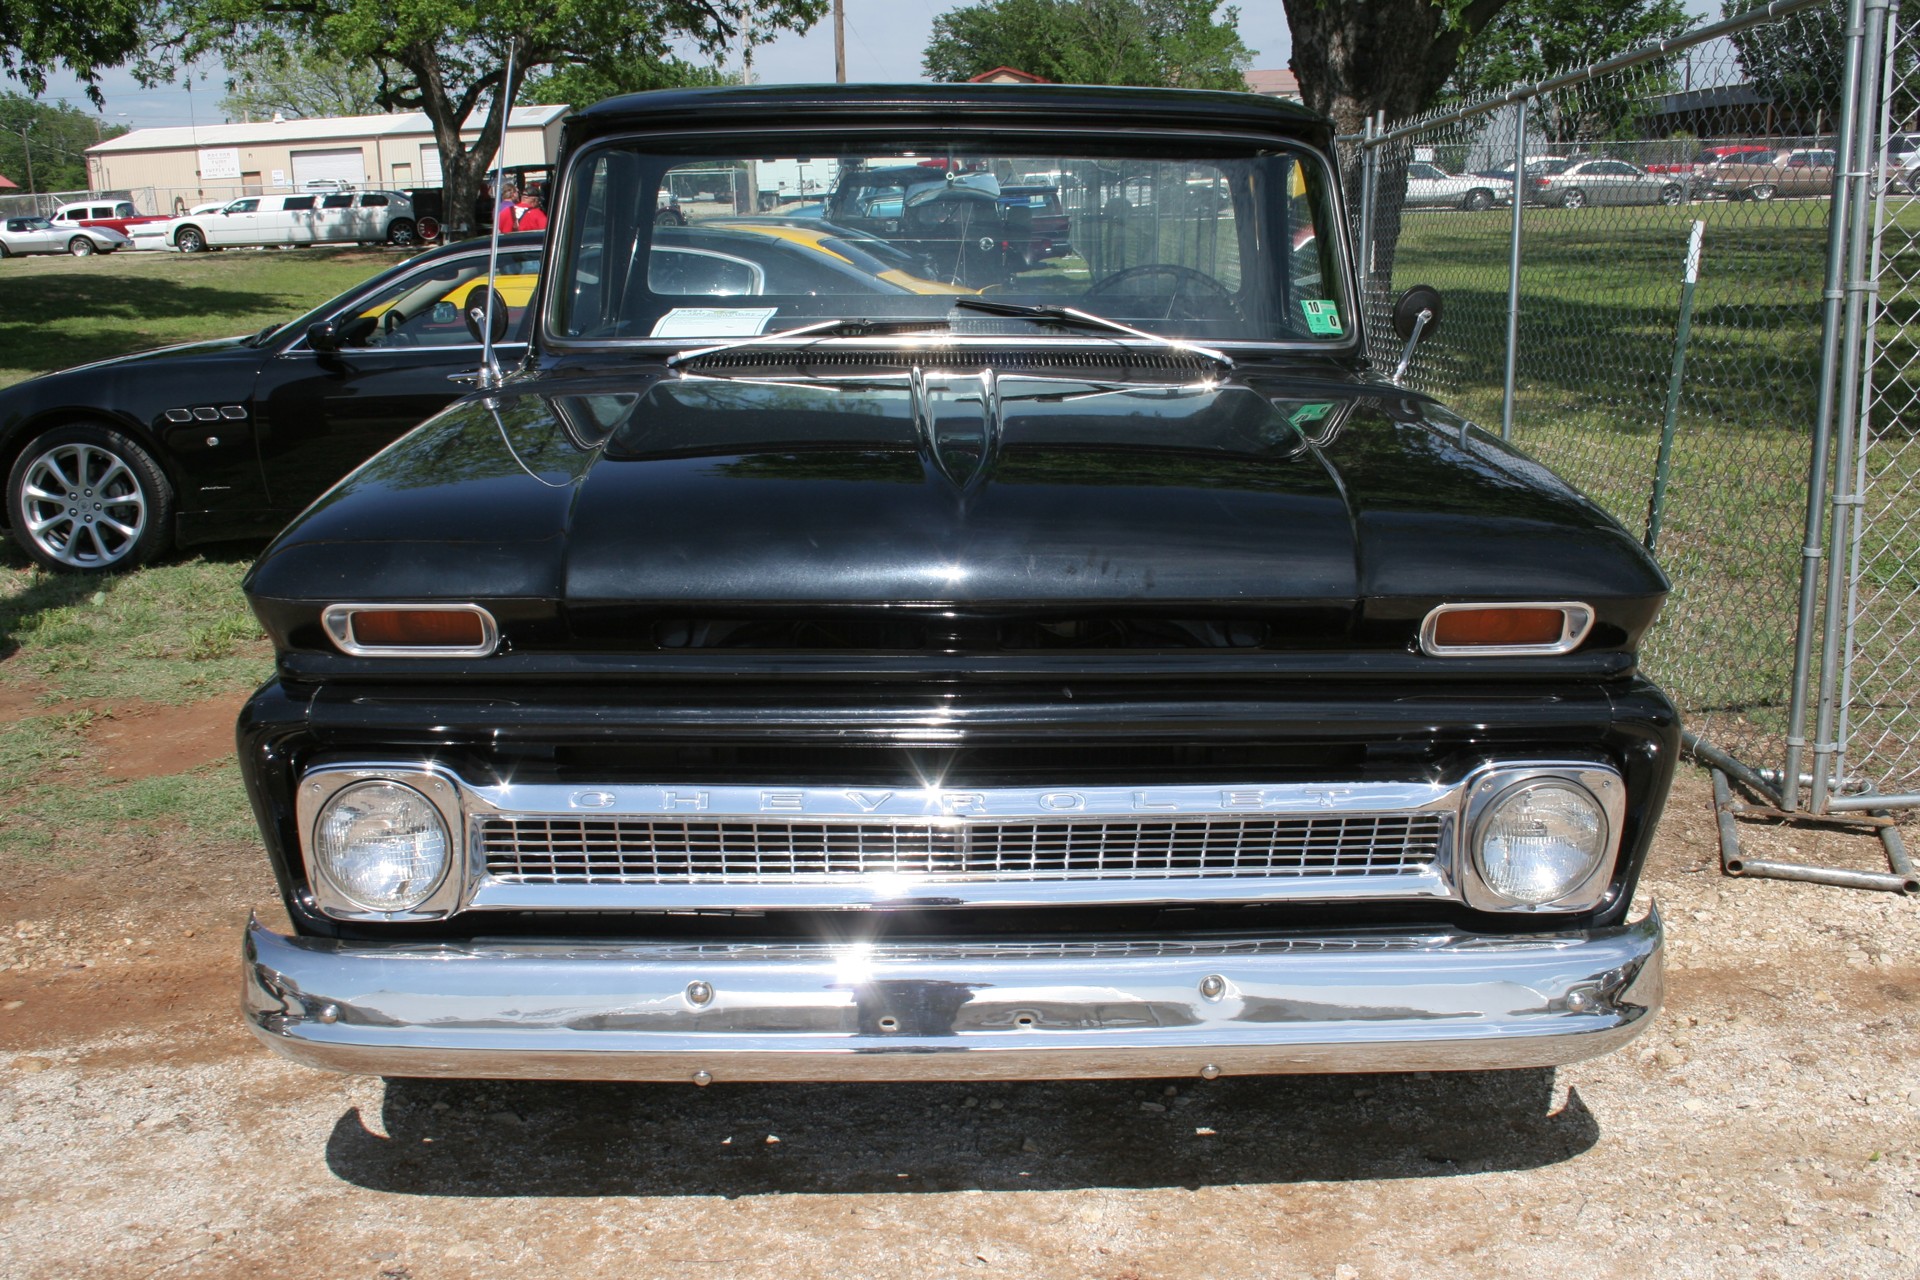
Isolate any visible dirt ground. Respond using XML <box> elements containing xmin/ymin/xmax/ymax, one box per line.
<box><xmin>1</xmin><ymin>698</ymin><xmax>1916</xmax><ymax>1279</ymax></box>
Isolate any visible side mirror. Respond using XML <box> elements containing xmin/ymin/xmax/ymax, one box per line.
<box><xmin>306</xmin><ymin>321</ymin><xmax>341</xmax><ymax>353</ymax></box>
<box><xmin>1389</xmin><ymin>285</ymin><xmax>1443</xmax><ymax>385</ymax></box>
<box><xmin>462</xmin><ymin>284</ymin><xmax>510</xmax><ymax>344</ymax></box>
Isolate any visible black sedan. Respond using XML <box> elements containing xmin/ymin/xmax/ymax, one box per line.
<box><xmin>1</xmin><ymin>233</ymin><xmax>544</xmax><ymax>572</ymax></box>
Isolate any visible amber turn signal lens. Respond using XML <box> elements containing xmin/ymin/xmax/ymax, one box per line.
<box><xmin>350</xmin><ymin>609</ymin><xmax>488</xmax><ymax>649</ymax></box>
<box><xmin>1431</xmin><ymin>607</ymin><xmax>1567</xmax><ymax>649</ymax></box>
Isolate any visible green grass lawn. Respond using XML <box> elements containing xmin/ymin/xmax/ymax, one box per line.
<box><xmin>1385</xmin><ymin>197</ymin><xmax>1920</xmax><ymax>787</ymax></box>
<box><xmin>0</xmin><ymin>245</ymin><xmax>400</xmax><ymax>390</ymax></box>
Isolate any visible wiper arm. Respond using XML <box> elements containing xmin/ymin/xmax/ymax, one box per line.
<box><xmin>665</xmin><ymin>317</ymin><xmax>952</xmax><ymax>369</ymax></box>
<box><xmin>243</xmin><ymin>324</ymin><xmax>278</xmax><ymax>348</ymax></box>
<box><xmin>952</xmin><ymin>298</ymin><xmax>1233</xmax><ymax>371</ymax></box>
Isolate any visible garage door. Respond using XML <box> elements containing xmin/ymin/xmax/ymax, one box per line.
<box><xmin>291</xmin><ymin>147</ymin><xmax>367</xmax><ymax>189</ymax></box>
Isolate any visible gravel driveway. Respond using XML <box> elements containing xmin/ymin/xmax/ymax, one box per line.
<box><xmin>2</xmin><ymin>768</ymin><xmax>1915</xmax><ymax>1279</ymax></box>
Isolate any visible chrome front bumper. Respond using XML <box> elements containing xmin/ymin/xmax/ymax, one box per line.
<box><xmin>242</xmin><ymin>909</ymin><xmax>1662</xmax><ymax>1082</ymax></box>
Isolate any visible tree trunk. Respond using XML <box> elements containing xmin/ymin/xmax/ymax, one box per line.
<box><xmin>1281</xmin><ymin>0</ymin><xmax>1511</xmax><ymax>135</ymax></box>
<box><xmin>1281</xmin><ymin>0</ymin><xmax>1511</xmax><ymax>300</ymax></box>
<box><xmin>402</xmin><ymin>39</ymin><xmax>526</xmax><ymax>240</ymax></box>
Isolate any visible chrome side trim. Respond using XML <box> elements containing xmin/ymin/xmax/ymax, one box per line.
<box><xmin>241</xmin><ymin>908</ymin><xmax>1664</xmax><ymax>1082</ymax></box>
<box><xmin>1418</xmin><ymin>602</ymin><xmax>1596</xmax><ymax>657</ymax></box>
<box><xmin>320</xmin><ymin>602</ymin><xmax>499</xmax><ymax>659</ymax></box>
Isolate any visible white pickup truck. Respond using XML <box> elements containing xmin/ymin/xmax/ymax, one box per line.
<box><xmin>161</xmin><ymin>190</ymin><xmax>418</xmax><ymax>252</ymax></box>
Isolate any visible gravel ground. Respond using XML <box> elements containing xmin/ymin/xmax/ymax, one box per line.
<box><xmin>1</xmin><ymin>767</ymin><xmax>1916</xmax><ymax>1280</ymax></box>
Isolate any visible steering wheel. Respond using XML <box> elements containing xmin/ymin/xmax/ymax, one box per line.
<box><xmin>1084</xmin><ymin>263</ymin><xmax>1234</xmax><ymax>320</ymax></box>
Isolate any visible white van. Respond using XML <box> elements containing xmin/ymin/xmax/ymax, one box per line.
<box><xmin>164</xmin><ymin>191</ymin><xmax>417</xmax><ymax>252</ymax></box>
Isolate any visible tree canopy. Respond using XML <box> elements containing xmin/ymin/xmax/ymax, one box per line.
<box><xmin>0</xmin><ymin>0</ymin><xmax>153</xmax><ymax>107</ymax></box>
<box><xmin>172</xmin><ymin>0</ymin><xmax>827</xmax><ymax>234</ymax></box>
<box><xmin>522</xmin><ymin>54</ymin><xmax>736</xmax><ymax>109</ymax></box>
<box><xmin>1449</xmin><ymin>0</ymin><xmax>1691</xmax><ymax>98</ymax></box>
<box><xmin>0</xmin><ymin>91</ymin><xmax>130</xmax><ymax>191</ymax></box>
<box><xmin>1280</xmin><ymin>0</ymin><xmax>1512</xmax><ymax>135</ymax></box>
<box><xmin>922</xmin><ymin>0</ymin><xmax>1253</xmax><ymax>90</ymax></box>
<box><xmin>218</xmin><ymin>35</ymin><xmax>386</xmax><ymax>121</ymax></box>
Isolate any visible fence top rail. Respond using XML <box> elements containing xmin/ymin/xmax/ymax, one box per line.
<box><xmin>1368</xmin><ymin>0</ymin><xmax>1831</xmax><ymax>147</ymax></box>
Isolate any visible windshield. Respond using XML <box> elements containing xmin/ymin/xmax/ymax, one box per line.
<box><xmin>549</xmin><ymin>135</ymin><xmax>1350</xmax><ymax>347</ymax></box>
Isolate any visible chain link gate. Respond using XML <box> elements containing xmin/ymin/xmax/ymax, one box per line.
<box><xmin>1341</xmin><ymin>0</ymin><xmax>1919</xmax><ymax>892</ymax></box>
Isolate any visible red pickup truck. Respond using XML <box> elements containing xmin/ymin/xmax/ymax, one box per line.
<box><xmin>51</xmin><ymin>200</ymin><xmax>172</xmax><ymax>237</ymax></box>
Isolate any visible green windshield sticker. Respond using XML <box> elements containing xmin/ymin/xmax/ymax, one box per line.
<box><xmin>1287</xmin><ymin>402</ymin><xmax>1335</xmax><ymax>428</ymax></box>
<box><xmin>1300</xmin><ymin>299</ymin><xmax>1344</xmax><ymax>336</ymax></box>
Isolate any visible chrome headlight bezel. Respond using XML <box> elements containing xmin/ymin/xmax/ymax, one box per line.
<box><xmin>1460</xmin><ymin>762</ymin><xmax>1626</xmax><ymax>913</ymax></box>
<box><xmin>297</xmin><ymin>766</ymin><xmax>468</xmax><ymax>921</ymax></box>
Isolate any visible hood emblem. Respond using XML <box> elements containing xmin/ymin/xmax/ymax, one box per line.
<box><xmin>912</xmin><ymin>368</ymin><xmax>998</xmax><ymax>490</ymax></box>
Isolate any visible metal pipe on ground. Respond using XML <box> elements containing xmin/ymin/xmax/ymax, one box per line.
<box><xmin>1686</xmin><ymin>732</ymin><xmax>1784</xmax><ymax>807</ymax></box>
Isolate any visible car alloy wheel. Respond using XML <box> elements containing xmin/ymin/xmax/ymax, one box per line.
<box><xmin>1464</xmin><ymin>189</ymin><xmax>1493</xmax><ymax>211</ymax></box>
<box><xmin>176</xmin><ymin>226</ymin><xmax>206</xmax><ymax>252</ymax></box>
<box><xmin>68</xmin><ymin>236</ymin><xmax>96</xmax><ymax>256</ymax></box>
<box><xmin>388</xmin><ymin>219</ymin><xmax>417</xmax><ymax>246</ymax></box>
<box><xmin>1561</xmin><ymin>189</ymin><xmax>1588</xmax><ymax>209</ymax></box>
<box><xmin>1659</xmin><ymin>185</ymin><xmax>1684</xmax><ymax>205</ymax></box>
<box><xmin>7</xmin><ymin>425</ymin><xmax>174</xmax><ymax>573</ymax></box>
<box><xmin>1749</xmin><ymin>183</ymin><xmax>1777</xmax><ymax>202</ymax></box>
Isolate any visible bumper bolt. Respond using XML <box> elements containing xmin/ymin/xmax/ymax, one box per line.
<box><xmin>1199</xmin><ymin>974</ymin><xmax>1226</xmax><ymax>1000</ymax></box>
<box><xmin>691</xmin><ymin>1069</ymin><xmax>713</xmax><ymax>1087</ymax></box>
<box><xmin>686</xmin><ymin>980</ymin><xmax>714</xmax><ymax>1007</ymax></box>
<box><xmin>315</xmin><ymin>1003</ymin><xmax>340</xmax><ymax>1024</ymax></box>
<box><xmin>1200</xmin><ymin>1063</ymin><xmax>1221</xmax><ymax>1080</ymax></box>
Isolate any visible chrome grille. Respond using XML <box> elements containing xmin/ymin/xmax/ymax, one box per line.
<box><xmin>479</xmin><ymin>813</ymin><xmax>1449</xmax><ymax>884</ymax></box>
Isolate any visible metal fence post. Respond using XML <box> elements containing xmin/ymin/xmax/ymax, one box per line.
<box><xmin>1356</xmin><ymin>113</ymin><xmax>1379</xmax><ymax>306</ymax></box>
<box><xmin>1647</xmin><ymin>220</ymin><xmax>1706</xmax><ymax>552</ymax></box>
<box><xmin>1779</xmin><ymin>0</ymin><xmax>1872</xmax><ymax>813</ymax></box>
<box><xmin>1810</xmin><ymin>0</ymin><xmax>1890</xmax><ymax>816</ymax></box>
<box><xmin>1499</xmin><ymin>97</ymin><xmax>1529</xmax><ymax>443</ymax></box>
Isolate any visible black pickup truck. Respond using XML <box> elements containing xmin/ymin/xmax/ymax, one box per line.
<box><xmin>238</xmin><ymin>83</ymin><xmax>1674</xmax><ymax>1085</ymax></box>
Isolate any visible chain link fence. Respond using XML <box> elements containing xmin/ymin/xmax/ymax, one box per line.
<box><xmin>1343</xmin><ymin>0</ymin><xmax>1917</xmax><ymax>883</ymax></box>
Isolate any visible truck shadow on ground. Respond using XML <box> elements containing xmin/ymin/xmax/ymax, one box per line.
<box><xmin>325</xmin><ymin>1068</ymin><xmax>1597</xmax><ymax>1196</ymax></box>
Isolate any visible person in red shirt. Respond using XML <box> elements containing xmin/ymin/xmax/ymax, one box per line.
<box><xmin>512</xmin><ymin>193</ymin><xmax>548</xmax><ymax>232</ymax></box>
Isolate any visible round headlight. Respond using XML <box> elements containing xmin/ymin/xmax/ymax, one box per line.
<box><xmin>1474</xmin><ymin>780</ymin><xmax>1608</xmax><ymax>905</ymax></box>
<box><xmin>313</xmin><ymin>780</ymin><xmax>450</xmax><ymax>913</ymax></box>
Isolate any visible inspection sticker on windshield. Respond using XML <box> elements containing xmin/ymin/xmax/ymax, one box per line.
<box><xmin>1300</xmin><ymin>300</ymin><xmax>1344</xmax><ymax>336</ymax></box>
<box><xmin>650</xmin><ymin>307</ymin><xmax>779</xmax><ymax>338</ymax></box>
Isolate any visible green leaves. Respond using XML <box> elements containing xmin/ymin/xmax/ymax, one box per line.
<box><xmin>923</xmin><ymin>0</ymin><xmax>1254</xmax><ymax>91</ymax></box>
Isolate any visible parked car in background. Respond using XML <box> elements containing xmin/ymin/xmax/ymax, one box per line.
<box><xmin>235</xmin><ymin>83</ymin><xmax>1674</xmax><ymax>1090</ymax></box>
<box><xmin>1528</xmin><ymin>159</ymin><xmax>1686</xmax><ymax>207</ymax></box>
<box><xmin>161</xmin><ymin>190</ymin><xmax>418</xmax><ymax>252</ymax></box>
<box><xmin>1402</xmin><ymin>161</ymin><xmax>1506</xmax><ymax>210</ymax></box>
<box><xmin>0</xmin><ymin>215</ymin><xmax>131</xmax><ymax>257</ymax></box>
<box><xmin>1708</xmin><ymin>149</ymin><xmax>1837</xmax><ymax>201</ymax></box>
<box><xmin>996</xmin><ymin>183</ymin><xmax>1073</xmax><ymax>261</ymax></box>
<box><xmin>50</xmin><ymin>200</ymin><xmax>172</xmax><ymax>238</ymax></box>
<box><xmin>0</xmin><ymin>232</ymin><xmax>543</xmax><ymax>571</ymax></box>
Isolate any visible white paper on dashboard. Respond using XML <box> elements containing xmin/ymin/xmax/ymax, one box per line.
<box><xmin>649</xmin><ymin>307</ymin><xmax>779</xmax><ymax>338</ymax></box>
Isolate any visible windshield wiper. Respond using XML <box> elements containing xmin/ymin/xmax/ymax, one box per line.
<box><xmin>665</xmin><ymin>317</ymin><xmax>953</xmax><ymax>369</ymax></box>
<box><xmin>243</xmin><ymin>324</ymin><xmax>279</xmax><ymax>348</ymax></box>
<box><xmin>952</xmin><ymin>298</ymin><xmax>1233</xmax><ymax>371</ymax></box>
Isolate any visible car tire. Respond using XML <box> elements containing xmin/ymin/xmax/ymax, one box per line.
<box><xmin>1749</xmin><ymin>183</ymin><xmax>1777</xmax><ymax>202</ymax></box>
<box><xmin>68</xmin><ymin>236</ymin><xmax>96</xmax><ymax>256</ymax></box>
<box><xmin>1659</xmin><ymin>184</ymin><xmax>1684</xmax><ymax>205</ymax></box>
<box><xmin>175</xmin><ymin>225</ymin><xmax>207</xmax><ymax>253</ymax></box>
<box><xmin>5</xmin><ymin>423</ymin><xmax>175</xmax><ymax>573</ymax></box>
<box><xmin>1560</xmin><ymin>189</ymin><xmax>1588</xmax><ymax>209</ymax></box>
<box><xmin>1463</xmin><ymin>189</ymin><xmax>1493</xmax><ymax>211</ymax></box>
<box><xmin>387</xmin><ymin>218</ymin><xmax>417</xmax><ymax>246</ymax></box>
<box><xmin>656</xmin><ymin>208</ymin><xmax>686</xmax><ymax>226</ymax></box>
<box><xmin>0</xmin><ymin>241</ymin><xmax>10</xmax><ymax>259</ymax></box>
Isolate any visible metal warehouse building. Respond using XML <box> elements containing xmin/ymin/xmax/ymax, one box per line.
<box><xmin>84</xmin><ymin>106</ymin><xmax>567</xmax><ymax>214</ymax></box>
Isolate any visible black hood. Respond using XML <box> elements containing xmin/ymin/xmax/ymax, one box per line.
<box><xmin>246</xmin><ymin>369</ymin><xmax>1667</xmax><ymax>647</ymax></box>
